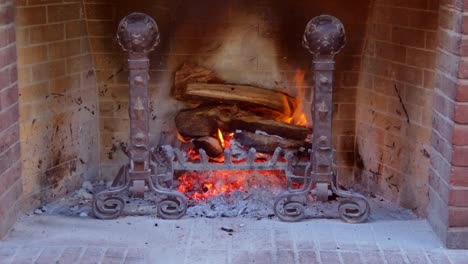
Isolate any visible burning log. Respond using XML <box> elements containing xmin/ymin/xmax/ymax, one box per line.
<box><xmin>229</xmin><ymin>114</ymin><xmax>309</xmax><ymax>141</ymax></box>
<box><xmin>175</xmin><ymin>105</ymin><xmax>310</xmax><ymax>141</ymax></box>
<box><xmin>173</xmin><ymin>63</ymin><xmax>222</xmax><ymax>100</ymax></box>
<box><xmin>193</xmin><ymin>136</ymin><xmax>223</xmax><ymax>158</ymax></box>
<box><xmin>174</xmin><ymin>64</ymin><xmax>297</xmax><ymax>116</ymax></box>
<box><xmin>185</xmin><ymin>83</ymin><xmax>297</xmax><ymax>116</ymax></box>
<box><xmin>234</xmin><ymin>131</ymin><xmax>307</xmax><ymax>154</ymax></box>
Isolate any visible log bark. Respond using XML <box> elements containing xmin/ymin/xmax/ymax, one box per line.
<box><xmin>173</xmin><ymin>64</ymin><xmax>297</xmax><ymax>116</ymax></box>
<box><xmin>175</xmin><ymin>105</ymin><xmax>310</xmax><ymax>141</ymax></box>
<box><xmin>228</xmin><ymin>114</ymin><xmax>309</xmax><ymax>141</ymax></box>
<box><xmin>234</xmin><ymin>131</ymin><xmax>306</xmax><ymax>154</ymax></box>
<box><xmin>173</xmin><ymin>63</ymin><xmax>222</xmax><ymax>100</ymax></box>
<box><xmin>193</xmin><ymin>136</ymin><xmax>223</xmax><ymax>157</ymax></box>
<box><xmin>185</xmin><ymin>83</ymin><xmax>297</xmax><ymax>116</ymax></box>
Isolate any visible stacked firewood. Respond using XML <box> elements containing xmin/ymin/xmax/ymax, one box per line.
<box><xmin>173</xmin><ymin>64</ymin><xmax>311</xmax><ymax>158</ymax></box>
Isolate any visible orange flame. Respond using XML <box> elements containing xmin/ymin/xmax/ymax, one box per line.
<box><xmin>282</xmin><ymin>69</ymin><xmax>308</xmax><ymax>126</ymax></box>
<box><xmin>218</xmin><ymin>128</ymin><xmax>225</xmax><ymax>148</ymax></box>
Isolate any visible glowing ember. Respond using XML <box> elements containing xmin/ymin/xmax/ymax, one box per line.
<box><xmin>177</xmin><ymin>170</ymin><xmax>286</xmax><ymax>202</ymax></box>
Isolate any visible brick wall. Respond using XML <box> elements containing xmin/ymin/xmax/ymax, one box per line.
<box><xmin>15</xmin><ymin>0</ymin><xmax>99</xmax><ymax>209</ymax></box>
<box><xmin>83</xmin><ymin>0</ymin><xmax>370</xmax><ymax>185</ymax></box>
<box><xmin>428</xmin><ymin>0</ymin><xmax>468</xmax><ymax>249</ymax></box>
<box><xmin>355</xmin><ymin>0</ymin><xmax>439</xmax><ymax>215</ymax></box>
<box><xmin>0</xmin><ymin>0</ymin><xmax>22</xmax><ymax>238</ymax></box>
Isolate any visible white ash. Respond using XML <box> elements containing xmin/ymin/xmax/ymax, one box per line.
<box><xmin>79</xmin><ymin>212</ymin><xmax>88</xmax><ymax>218</ymax></box>
<box><xmin>81</xmin><ymin>181</ymin><xmax>93</xmax><ymax>192</ymax></box>
<box><xmin>35</xmin><ymin>179</ymin><xmax>417</xmax><ymax>223</ymax></box>
<box><xmin>228</xmin><ymin>138</ymin><xmax>248</xmax><ymax>161</ymax></box>
<box><xmin>75</xmin><ymin>188</ymin><xmax>93</xmax><ymax>200</ymax></box>
<box><xmin>186</xmin><ymin>188</ymin><xmax>278</xmax><ymax>219</ymax></box>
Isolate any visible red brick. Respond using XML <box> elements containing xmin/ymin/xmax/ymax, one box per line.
<box><xmin>428</xmin><ymin>186</ymin><xmax>449</xmax><ymax>236</ymax></box>
<box><xmin>0</xmin><ymin>26</ymin><xmax>13</xmax><ymax>48</ymax></box>
<box><xmin>431</xmin><ymin>151</ymin><xmax>452</xmax><ymax>182</ymax></box>
<box><xmin>0</xmin><ymin>67</ymin><xmax>9</xmax><ymax>91</ymax></box>
<box><xmin>432</xmin><ymin>129</ymin><xmax>453</xmax><ymax>162</ymax></box>
<box><xmin>0</xmin><ymin>200</ymin><xmax>19</xmax><ymax>239</ymax></box>
<box><xmin>406</xmin><ymin>48</ymin><xmax>436</xmax><ymax>69</ymax></box>
<box><xmin>0</xmin><ymin>123</ymin><xmax>18</xmax><ymax>154</ymax></box>
<box><xmin>85</xmin><ymin>4</ymin><xmax>114</xmax><ymax>20</ymax></box>
<box><xmin>449</xmin><ymin>207</ymin><xmax>468</xmax><ymax>227</ymax></box>
<box><xmin>15</xmin><ymin>7</ymin><xmax>46</xmax><ymax>26</ymax></box>
<box><xmin>0</xmin><ymin>141</ymin><xmax>19</xmax><ymax>175</ymax></box>
<box><xmin>451</xmin><ymin>166</ymin><xmax>468</xmax><ymax>187</ymax></box>
<box><xmin>47</xmin><ymin>4</ymin><xmax>82</xmax><ymax>23</ymax></box>
<box><xmin>438</xmin><ymin>50</ymin><xmax>460</xmax><ymax>79</ymax></box>
<box><xmin>452</xmin><ymin>146</ymin><xmax>468</xmax><ymax>166</ymax></box>
<box><xmin>0</xmin><ymin>45</ymin><xmax>17</xmax><ymax>70</ymax></box>
<box><xmin>456</xmin><ymin>82</ymin><xmax>468</xmax><ymax>102</ymax></box>
<box><xmin>392</xmin><ymin>27</ymin><xmax>426</xmax><ymax>48</ymax></box>
<box><xmin>0</xmin><ymin>104</ymin><xmax>18</xmax><ymax>133</ymax></box>
<box><xmin>0</xmin><ymin>3</ymin><xmax>14</xmax><ymax>25</ymax></box>
<box><xmin>0</xmin><ymin>161</ymin><xmax>20</xmax><ymax>196</ymax></box>
<box><xmin>375</xmin><ymin>41</ymin><xmax>406</xmax><ymax>63</ymax></box>
<box><xmin>432</xmin><ymin>109</ymin><xmax>454</xmax><ymax>142</ymax></box>
<box><xmin>440</xmin><ymin>29</ymin><xmax>462</xmax><ymax>56</ymax></box>
<box><xmin>458</xmin><ymin>60</ymin><xmax>468</xmax><ymax>79</ymax></box>
<box><xmin>440</xmin><ymin>6</ymin><xmax>462</xmax><ymax>32</ymax></box>
<box><xmin>463</xmin><ymin>14</ymin><xmax>468</xmax><ymax>34</ymax></box>
<box><xmin>0</xmin><ymin>85</ymin><xmax>18</xmax><ymax>111</ymax></box>
<box><xmin>0</xmin><ymin>177</ymin><xmax>22</xmax><ymax>220</ymax></box>
<box><xmin>409</xmin><ymin>10</ymin><xmax>439</xmax><ymax>30</ymax></box>
<box><xmin>453</xmin><ymin>125</ymin><xmax>468</xmax><ymax>145</ymax></box>
<box><xmin>449</xmin><ymin>188</ymin><xmax>468</xmax><ymax>206</ymax></box>
<box><xmin>454</xmin><ymin>104</ymin><xmax>468</xmax><ymax>123</ymax></box>
<box><xmin>447</xmin><ymin>228</ymin><xmax>468</xmax><ymax>249</ymax></box>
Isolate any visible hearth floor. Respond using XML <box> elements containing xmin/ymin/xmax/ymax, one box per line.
<box><xmin>1</xmin><ymin>210</ymin><xmax>468</xmax><ymax>264</ymax></box>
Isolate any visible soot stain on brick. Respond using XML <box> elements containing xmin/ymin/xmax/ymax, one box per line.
<box><xmin>44</xmin><ymin>164</ymin><xmax>69</xmax><ymax>189</ymax></box>
<box><xmin>342</xmin><ymin>151</ymin><xmax>355</xmax><ymax>167</ymax></box>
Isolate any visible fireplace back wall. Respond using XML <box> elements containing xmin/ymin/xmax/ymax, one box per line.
<box><xmin>356</xmin><ymin>0</ymin><xmax>439</xmax><ymax>215</ymax></box>
<box><xmin>86</xmin><ymin>0</ymin><xmax>370</xmax><ymax>187</ymax></box>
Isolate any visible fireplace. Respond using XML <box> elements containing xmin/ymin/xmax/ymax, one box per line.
<box><xmin>2</xmin><ymin>0</ymin><xmax>468</xmax><ymax>249</ymax></box>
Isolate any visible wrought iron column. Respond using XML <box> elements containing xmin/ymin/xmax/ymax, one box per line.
<box><xmin>274</xmin><ymin>15</ymin><xmax>370</xmax><ymax>223</ymax></box>
<box><xmin>92</xmin><ymin>13</ymin><xmax>187</xmax><ymax>220</ymax></box>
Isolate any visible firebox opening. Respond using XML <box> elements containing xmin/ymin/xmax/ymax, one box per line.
<box><xmin>14</xmin><ymin>0</ymin><xmax>439</xmax><ymax>222</ymax></box>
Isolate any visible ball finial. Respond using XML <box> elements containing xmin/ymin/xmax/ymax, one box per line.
<box><xmin>302</xmin><ymin>15</ymin><xmax>346</xmax><ymax>56</ymax></box>
<box><xmin>117</xmin><ymin>13</ymin><xmax>160</xmax><ymax>54</ymax></box>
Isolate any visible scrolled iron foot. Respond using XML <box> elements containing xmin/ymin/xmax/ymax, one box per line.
<box><xmin>92</xmin><ymin>165</ymin><xmax>130</xmax><ymax>220</ymax></box>
<box><xmin>158</xmin><ymin>194</ymin><xmax>187</xmax><ymax>220</ymax></box>
<box><xmin>93</xmin><ymin>192</ymin><xmax>126</xmax><ymax>220</ymax></box>
<box><xmin>337</xmin><ymin>198</ymin><xmax>370</xmax><ymax>223</ymax></box>
<box><xmin>331</xmin><ymin>181</ymin><xmax>370</xmax><ymax>223</ymax></box>
<box><xmin>274</xmin><ymin>193</ymin><xmax>306</xmax><ymax>222</ymax></box>
<box><xmin>146</xmin><ymin>172</ymin><xmax>188</xmax><ymax>220</ymax></box>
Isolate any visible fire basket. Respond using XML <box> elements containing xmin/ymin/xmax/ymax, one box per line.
<box><xmin>92</xmin><ymin>13</ymin><xmax>370</xmax><ymax>223</ymax></box>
